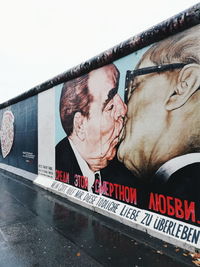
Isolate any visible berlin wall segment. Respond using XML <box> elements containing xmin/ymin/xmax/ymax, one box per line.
<box><xmin>0</xmin><ymin>3</ymin><xmax>200</xmax><ymax>253</ymax></box>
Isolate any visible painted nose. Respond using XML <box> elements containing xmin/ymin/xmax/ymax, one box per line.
<box><xmin>113</xmin><ymin>94</ymin><xmax>127</xmax><ymax>120</ymax></box>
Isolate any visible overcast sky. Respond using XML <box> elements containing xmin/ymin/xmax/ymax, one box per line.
<box><xmin>0</xmin><ymin>0</ymin><xmax>199</xmax><ymax>104</ymax></box>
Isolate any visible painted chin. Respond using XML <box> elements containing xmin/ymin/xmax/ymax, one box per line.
<box><xmin>92</xmin><ymin>148</ymin><xmax>117</xmax><ymax>171</ymax></box>
<box><xmin>117</xmin><ymin>137</ymin><xmax>136</xmax><ymax>168</ymax></box>
<box><xmin>124</xmin><ymin>158</ymin><xmax>139</xmax><ymax>175</ymax></box>
<box><xmin>100</xmin><ymin>122</ymin><xmax>124</xmax><ymax>161</ymax></box>
<box><xmin>101</xmin><ymin>137</ymin><xmax>119</xmax><ymax>161</ymax></box>
<box><xmin>117</xmin><ymin>140</ymin><xmax>127</xmax><ymax>165</ymax></box>
<box><xmin>118</xmin><ymin>146</ymin><xmax>140</xmax><ymax>176</ymax></box>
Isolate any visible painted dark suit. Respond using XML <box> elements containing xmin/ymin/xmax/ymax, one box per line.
<box><xmin>147</xmin><ymin>155</ymin><xmax>200</xmax><ymax>226</ymax></box>
<box><xmin>153</xmin><ymin>163</ymin><xmax>200</xmax><ymax>203</ymax></box>
<box><xmin>56</xmin><ymin>137</ymin><xmax>82</xmax><ymax>182</ymax></box>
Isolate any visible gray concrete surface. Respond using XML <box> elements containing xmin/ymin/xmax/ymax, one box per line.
<box><xmin>0</xmin><ymin>169</ymin><xmax>197</xmax><ymax>266</ymax></box>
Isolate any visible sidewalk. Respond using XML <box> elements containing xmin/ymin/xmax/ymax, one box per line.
<box><xmin>0</xmin><ymin>169</ymin><xmax>197</xmax><ymax>266</ymax></box>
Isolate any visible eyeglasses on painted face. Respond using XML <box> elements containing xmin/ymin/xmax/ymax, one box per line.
<box><xmin>124</xmin><ymin>63</ymin><xmax>188</xmax><ymax>104</ymax></box>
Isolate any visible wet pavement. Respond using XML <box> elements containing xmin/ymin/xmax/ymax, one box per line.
<box><xmin>0</xmin><ymin>169</ymin><xmax>198</xmax><ymax>267</ymax></box>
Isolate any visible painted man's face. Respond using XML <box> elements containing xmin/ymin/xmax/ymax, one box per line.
<box><xmin>83</xmin><ymin>65</ymin><xmax>127</xmax><ymax>171</ymax></box>
<box><xmin>118</xmin><ymin>58</ymin><xmax>174</xmax><ymax>178</ymax></box>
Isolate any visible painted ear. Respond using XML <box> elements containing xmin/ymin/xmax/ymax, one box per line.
<box><xmin>166</xmin><ymin>64</ymin><xmax>200</xmax><ymax>111</ymax></box>
<box><xmin>73</xmin><ymin>112</ymin><xmax>86</xmax><ymax>141</ymax></box>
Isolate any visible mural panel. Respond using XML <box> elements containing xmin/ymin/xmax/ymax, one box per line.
<box><xmin>54</xmin><ymin>25</ymin><xmax>200</xmax><ymax>249</ymax></box>
<box><xmin>0</xmin><ymin>96</ymin><xmax>38</xmax><ymax>174</ymax></box>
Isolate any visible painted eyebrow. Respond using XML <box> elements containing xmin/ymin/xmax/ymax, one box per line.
<box><xmin>102</xmin><ymin>87</ymin><xmax>118</xmax><ymax>111</ymax></box>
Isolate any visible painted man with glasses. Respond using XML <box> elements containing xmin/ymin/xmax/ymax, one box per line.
<box><xmin>118</xmin><ymin>25</ymin><xmax>200</xmax><ymax>205</ymax></box>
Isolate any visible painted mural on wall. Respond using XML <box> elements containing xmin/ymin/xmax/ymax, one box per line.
<box><xmin>54</xmin><ymin>24</ymin><xmax>200</xmax><ymax>248</ymax></box>
<box><xmin>0</xmin><ymin>96</ymin><xmax>38</xmax><ymax>174</ymax></box>
<box><xmin>0</xmin><ymin>110</ymin><xmax>15</xmax><ymax>158</ymax></box>
<box><xmin>117</xmin><ymin>25</ymin><xmax>200</xmax><ymax>228</ymax></box>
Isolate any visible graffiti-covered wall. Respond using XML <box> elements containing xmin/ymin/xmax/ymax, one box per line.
<box><xmin>0</xmin><ymin>96</ymin><xmax>38</xmax><ymax>179</ymax></box>
<box><xmin>0</xmin><ymin>4</ymin><xmax>200</xmax><ymax>252</ymax></box>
